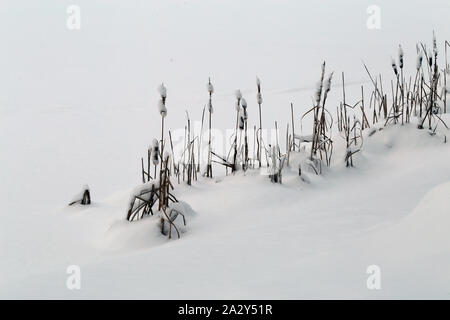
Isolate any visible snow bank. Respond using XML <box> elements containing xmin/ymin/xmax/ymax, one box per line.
<box><xmin>102</xmin><ymin>201</ymin><xmax>196</xmax><ymax>251</ymax></box>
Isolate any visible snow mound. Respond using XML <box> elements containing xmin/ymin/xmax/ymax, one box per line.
<box><xmin>101</xmin><ymin>201</ymin><xmax>196</xmax><ymax>251</ymax></box>
<box><xmin>370</xmin><ymin>180</ymin><xmax>450</xmax><ymax>258</ymax></box>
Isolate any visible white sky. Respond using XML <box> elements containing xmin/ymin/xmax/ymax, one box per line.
<box><xmin>1</xmin><ymin>0</ymin><xmax>449</xmax><ymax>112</ymax></box>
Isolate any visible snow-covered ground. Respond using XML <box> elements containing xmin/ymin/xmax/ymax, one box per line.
<box><xmin>1</xmin><ymin>121</ymin><xmax>450</xmax><ymax>299</ymax></box>
<box><xmin>1</xmin><ymin>0</ymin><xmax>450</xmax><ymax>299</ymax></box>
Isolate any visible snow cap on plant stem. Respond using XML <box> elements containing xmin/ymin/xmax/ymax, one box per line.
<box><xmin>158</xmin><ymin>99</ymin><xmax>167</xmax><ymax>117</ymax></box>
<box><xmin>152</xmin><ymin>154</ymin><xmax>159</xmax><ymax>166</ymax></box>
<box><xmin>433</xmin><ymin>34</ymin><xmax>438</xmax><ymax>56</ymax></box>
<box><xmin>391</xmin><ymin>57</ymin><xmax>398</xmax><ymax>75</ymax></box>
<box><xmin>158</xmin><ymin>83</ymin><xmax>167</xmax><ymax>98</ymax></box>
<box><xmin>314</xmin><ymin>62</ymin><xmax>326</xmax><ymax>103</ymax></box>
<box><xmin>315</xmin><ymin>80</ymin><xmax>322</xmax><ymax>102</ymax></box>
<box><xmin>235</xmin><ymin>89</ymin><xmax>242</xmax><ymax>100</ymax></box>
<box><xmin>163</xmin><ymin>151</ymin><xmax>170</xmax><ymax>161</ymax></box>
<box><xmin>207</xmin><ymin>78</ymin><xmax>214</xmax><ymax>94</ymax></box>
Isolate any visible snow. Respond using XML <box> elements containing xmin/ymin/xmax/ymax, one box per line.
<box><xmin>235</xmin><ymin>89</ymin><xmax>242</xmax><ymax>100</ymax></box>
<box><xmin>158</xmin><ymin>84</ymin><xmax>167</xmax><ymax>99</ymax></box>
<box><xmin>241</xmin><ymin>98</ymin><xmax>247</xmax><ymax>109</ymax></box>
<box><xmin>2</xmin><ymin>119</ymin><xmax>450</xmax><ymax>299</ymax></box>
<box><xmin>128</xmin><ymin>179</ymin><xmax>159</xmax><ymax>204</ymax></box>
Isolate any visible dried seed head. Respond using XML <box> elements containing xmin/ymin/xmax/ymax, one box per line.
<box><xmin>256</xmin><ymin>92</ymin><xmax>263</xmax><ymax>105</ymax></box>
<box><xmin>398</xmin><ymin>45</ymin><xmax>404</xmax><ymax>69</ymax></box>
<box><xmin>207</xmin><ymin>78</ymin><xmax>214</xmax><ymax>94</ymax></box>
<box><xmin>241</xmin><ymin>98</ymin><xmax>247</xmax><ymax>109</ymax></box>
<box><xmin>239</xmin><ymin>112</ymin><xmax>245</xmax><ymax>130</ymax></box>
<box><xmin>208</xmin><ymin>100</ymin><xmax>213</xmax><ymax>113</ymax></box>
<box><xmin>314</xmin><ymin>82</ymin><xmax>323</xmax><ymax>103</ymax></box>
<box><xmin>391</xmin><ymin>57</ymin><xmax>398</xmax><ymax>76</ymax></box>
<box><xmin>158</xmin><ymin>99</ymin><xmax>167</xmax><ymax>117</ymax></box>
<box><xmin>416</xmin><ymin>51</ymin><xmax>423</xmax><ymax>70</ymax></box>
<box><xmin>433</xmin><ymin>34</ymin><xmax>438</xmax><ymax>57</ymax></box>
<box><xmin>152</xmin><ymin>139</ymin><xmax>160</xmax><ymax>165</ymax></box>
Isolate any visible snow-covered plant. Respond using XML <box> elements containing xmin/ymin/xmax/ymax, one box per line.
<box><xmin>238</xmin><ymin>109</ymin><xmax>245</xmax><ymax>130</ymax></box>
<box><xmin>158</xmin><ymin>83</ymin><xmax>167</xmax><ymax>117</ymax></box>
<box><xmin>235</xmin><ymin>89</ymin><xmax>242</xmax><ymax>101</ymax></box>
<box><xmin>207</xmin><ymin>78</ymin><xmax>214</xmax><ymax>113</ymax></box>
<box><xmin>417</xmin><ymin>51</ymin><xmax>423</xmax><ymax>70</ymax></box>
<box><xmin>256</xmin><ymin>77</ymin><xmax>263</xmax><ymax>167</ymax></box>
<box><xmin>256</xmin><ymin>77</ymin><xmax>263</xmax><ymax>104</ymax></box>
<box><xmin>391</xmin><ymin>57</ymin><xmax>398</xmax><ymax>76</ymax></box>
<box><xmin>241</xmin><ymin>98</ymin><xmax>248</xmax><ymax>123</ymax></box>
<box><xmin>150</xmin><ymin>138</ymin><xmax>160</xmax><ymax>179</ymax></box>
<box><xmin>158</xmin><ymin>99</ymin><xmax>167</xmax><ymax>117</ymax></box>
<box><xmin>157</xmin><ymin>83</ymin><xmax>168</xmax><ymax>209</ymax></box>
<box><xmin>324</xmin><ymin>72</ymin><xmax>333</xmax><ymax>95</ymax></box>
<box><xmin>314</xmin><ymin>63</ymin><xmax>326</xmax><ymax>106</ymax></box>
<box><xmin>206</xmin><ymin>78</ymin><xmax>214</xmax><ymax>178</ymax></box>
<box><xmin>237</xmin><ymin>97</ymin><xmax>250</xmax><ymax>170</ymax></box>
<box><xmin>433</xmin><ymin>33</ymin><xmax>438</xmax><ymax>58</ymax></box>
<box><xmin>302</xmin><ymin>62</ymin><xmax>334</xmax><ymax>172</ymax></box>
<box><xmin>230</xmin><ymin>89</ymin><xmax>243</xmax><ymax>172</ymax></box>
<box><xmin>158</xmin><ymin>83</ymin><xmax>167</xmax><ymax>98</ymax></box>
<box><xmin>207</xmin><ymin>80</ymin><xmax>214</xmax><ymax>94</ymax></box>
<box><xmin>267</xmin><ymin>145</ymin><xmax>285</xmax><ymax>183</ymax></box>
